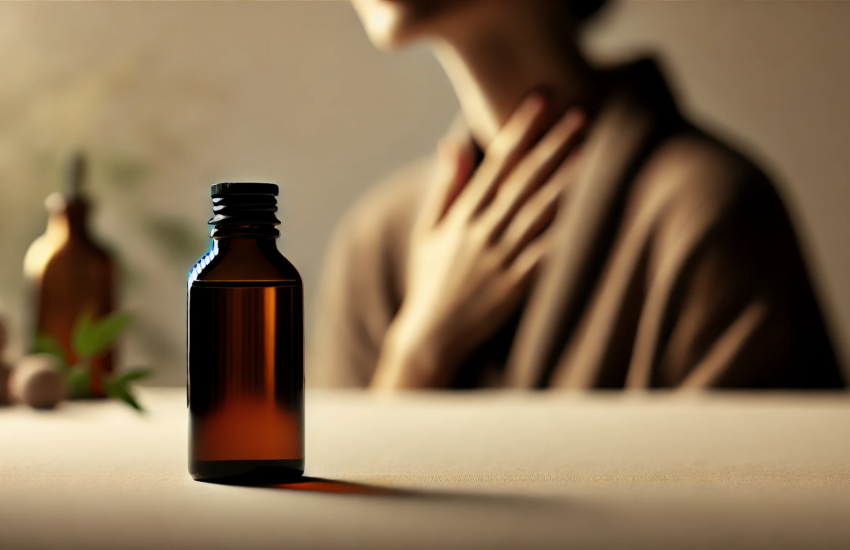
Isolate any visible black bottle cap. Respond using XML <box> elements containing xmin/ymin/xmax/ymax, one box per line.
<box><xmin>208</xmin><ymin>182</ymin><xmax>280</xmax><ymax>230</ymax></box>
<box><xmin>210</xmin><ymin>182</ymin><xmax>279</xmax><ymax>197</ymax></box>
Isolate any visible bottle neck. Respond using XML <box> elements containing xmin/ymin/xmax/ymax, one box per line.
<box><xmin>211</xmin><ymin>225</ymin><xmax>279</xmax><ymax>259</ymax></box>
<box><xmin>210</xmin><ymin>223</ymin><xmax>279</xmax><ymax>240</ymax></box>
<box><xmin>63</xmin><ymin>198</ymin><xmax>91</xmax><ymax>239</ymax></box>
<box><xmin>209</xmin><ymin>228</ymin><xmax>282</xmax><ymax>270</ymax></box>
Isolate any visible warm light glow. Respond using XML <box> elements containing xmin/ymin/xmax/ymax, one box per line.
<box><xmin>22</xmin><ymin>193</ymin><xmax>68</xmax><ymax>281</ymax></box>
<box><xmin>264</xmin><ymin>287</ymin><xmax>276</xmax><ymax>404</ymax></box>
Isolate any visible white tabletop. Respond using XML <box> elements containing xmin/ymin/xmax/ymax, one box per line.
<box><xmin>2</xmin><ymin>388</ymin><xmax>850</xmax><ymax>549</ymax></box>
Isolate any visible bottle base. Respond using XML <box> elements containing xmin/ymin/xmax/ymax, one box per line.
<box><xmin>191</xmin><ymin>459</ymin><xmax>304</xmax><ymax>484</ymax></box>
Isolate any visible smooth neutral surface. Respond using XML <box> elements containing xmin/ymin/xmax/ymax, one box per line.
<box><xmin>2</xmin><ymin>388</ymin><xmax>850</xmax><ymax>549</ymax></box>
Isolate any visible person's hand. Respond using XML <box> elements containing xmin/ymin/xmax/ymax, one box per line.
<box><xmin>371</xmin><ymin>95</ymin><xmax>586</xmax><ymax>389</ymax></box>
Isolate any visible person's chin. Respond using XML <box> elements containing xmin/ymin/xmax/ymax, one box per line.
<box><xmin>355</xmin><ymin>0</ymin><xmax>464</xmax><ymax>50</ymax></box>
<box><xmin>364</xmin><ymin>21</ymin><xmax>421</xmax><ymax>51</ymax></box>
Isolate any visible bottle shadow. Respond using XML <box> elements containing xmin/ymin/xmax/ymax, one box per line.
<box><xmin>211</xmin><ymin>475</ymin><xmax>561</xmax><ymax>509</ymax></box>
<box><xmin>266</xmin><ymin>476</ymin><xmax>413</xmax><ymax>497</ymax></box>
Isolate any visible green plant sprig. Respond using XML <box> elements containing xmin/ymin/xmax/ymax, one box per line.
<box><xmin>33</xmin><ymin>311</ymin><xmax>152</xmax><ymax>412</ymax></box>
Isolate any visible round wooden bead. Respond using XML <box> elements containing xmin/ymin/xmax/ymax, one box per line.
<box><xmin>10</xmin><ymin>354</ymin><xmax>67</xmax><ymax>410</ymax></box>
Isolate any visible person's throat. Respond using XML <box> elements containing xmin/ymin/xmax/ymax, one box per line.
<box><xmin>433</xmin><ymin>34</ymin><xmax>602</xmax><ymax>148</ymax></box>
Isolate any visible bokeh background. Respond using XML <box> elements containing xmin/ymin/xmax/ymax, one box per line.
<box><xmin>1</xmin><ymin>1</ymin><xmax>848</xmax><ymax>385</ymax></box>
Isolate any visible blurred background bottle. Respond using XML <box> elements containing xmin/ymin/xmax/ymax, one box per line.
<box><xmin>23</xmin><ymin>153</ymin><xmax>117</xmax><ymax>397</ymax></box>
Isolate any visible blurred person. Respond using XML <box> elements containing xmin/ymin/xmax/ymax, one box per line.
<box><xmin>312</xmin><ymin>0</ymin><xmax>845</xmax><ymax>390</ymax></box>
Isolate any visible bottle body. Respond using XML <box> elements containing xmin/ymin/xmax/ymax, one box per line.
<box><xmin>24</xmin><ymin>193</ymin><xmax>117</xmax><ymax>398</ymax></box>
<box><xmin>188</xmin><ymin>279</ymin><xmax>303</xmax><ymax>481</ymax></box>
<box><xmin>188</xmin><ymin>183</ymin><xmax>303</xmax><ymax>483</ymax></box>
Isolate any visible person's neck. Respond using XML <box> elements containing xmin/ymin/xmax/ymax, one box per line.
<box><xmin>433</xmin><ymin>22</ymin><xmax>603</xmax><ymax>148</ymax></box>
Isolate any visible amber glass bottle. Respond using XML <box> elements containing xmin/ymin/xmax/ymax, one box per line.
<box><xmin>188</xmin><ymin>183</ymin><xmax>304</xmax><ymax>483</ymax></box>
<box><xmin>23</xmin><ymin>153</ymin><xmax>116</xmax><ymax>397</ymax></box>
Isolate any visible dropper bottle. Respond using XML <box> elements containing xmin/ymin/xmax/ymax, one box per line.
<box><xmin>23</xmin><ymin>153</ymin><xmax>117</xmax><ymax>397</ymax></box>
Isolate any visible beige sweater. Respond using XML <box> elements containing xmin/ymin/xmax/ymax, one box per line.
<box><xmin>312</xmin><ymin>59</ymin><xmax>845</xmax><ymax>390</ymax></box>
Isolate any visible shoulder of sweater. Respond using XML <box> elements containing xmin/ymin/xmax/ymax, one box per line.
<box><xmin>625</xmin><ymin>125</ymin><xmax>805</xmax><ymax>282</ymax></box>
<box><xmin>628</xmin><ymin>125</ymin><xmax>787</xmax><ymax>229</ymax></box>
<box><xmin>327</xmin><ymin>155</ymin><xmax>433</xmax><ymax>264</ymax></box>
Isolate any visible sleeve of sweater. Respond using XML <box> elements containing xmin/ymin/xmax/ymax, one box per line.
<box><xmin>308</xmin><ymin>162</ymin><xmax>429</xmax><ymax>388</ymax></box>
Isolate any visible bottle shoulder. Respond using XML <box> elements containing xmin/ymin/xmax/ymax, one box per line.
<box><xmin>188</xmin><ymin>240</ymin><xmax>301</xmax><ymax>286</ymax></box>
<box><xmin>24</xmin><ymin>233</ymin><xmax>62</xmax><ymax>279</ymax></box>
<box><xmin>24</xmin><ymin>230</ymin><xmax>114</xmax><ymax>280</ymax></box>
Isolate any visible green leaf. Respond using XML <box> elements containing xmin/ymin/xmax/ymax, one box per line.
<box><xmin>67</xmin><ymin>365</ymin><xmax>92</xmax><ymax>399</ymax></box>
<box><xmin>104</xmin><ymin>368</ymin><xmax>149</xmax><ymax>413</ymax></box>
<box><xmin>32</xmin><ymin>334</ymin><xmax>69</xmax><ymax>371</ymax></box>
<box><xmin>69</xmin><ymin>310</ymin><xmax>146</xmax><ymax>412</ymax></box>
<box><xmin>72</xmin><ymin>312</ymin><xmax>98</xmax><ymax>358</ymax></box>
<box><xmin>105</xmin><ymin>382</ymin><xmax>144</xmax><ymax>412</ymax></box>
<box><xmin>90</xmin><ymin>313</ymin><xmax>133</xmax><ymax>356</ymax></box>
<box><xmin>72</xmin><ymin>312</ymin><xmax>132</xmax><ymax>358</ymax></box>
<box><xmin>112</xmin><ymin>368</ymin><xmax>152</xmax><ymax>385</ymax></box>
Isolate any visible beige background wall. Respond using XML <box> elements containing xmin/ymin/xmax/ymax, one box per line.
<box><xmin>0</xmin><ymin>1</ymin><xmax>847</xmax><ymax>385</ymax></box>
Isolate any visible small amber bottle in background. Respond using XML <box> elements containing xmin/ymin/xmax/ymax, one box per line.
<box><xmin>188</xmin><ymin>183</ymin><xmax>304</xmax><ymax>483</ymax></box>
<box><xmin>23</xmin><ymin>153</ymin><xmax>117</xmax><ymax>397</ymax></box>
